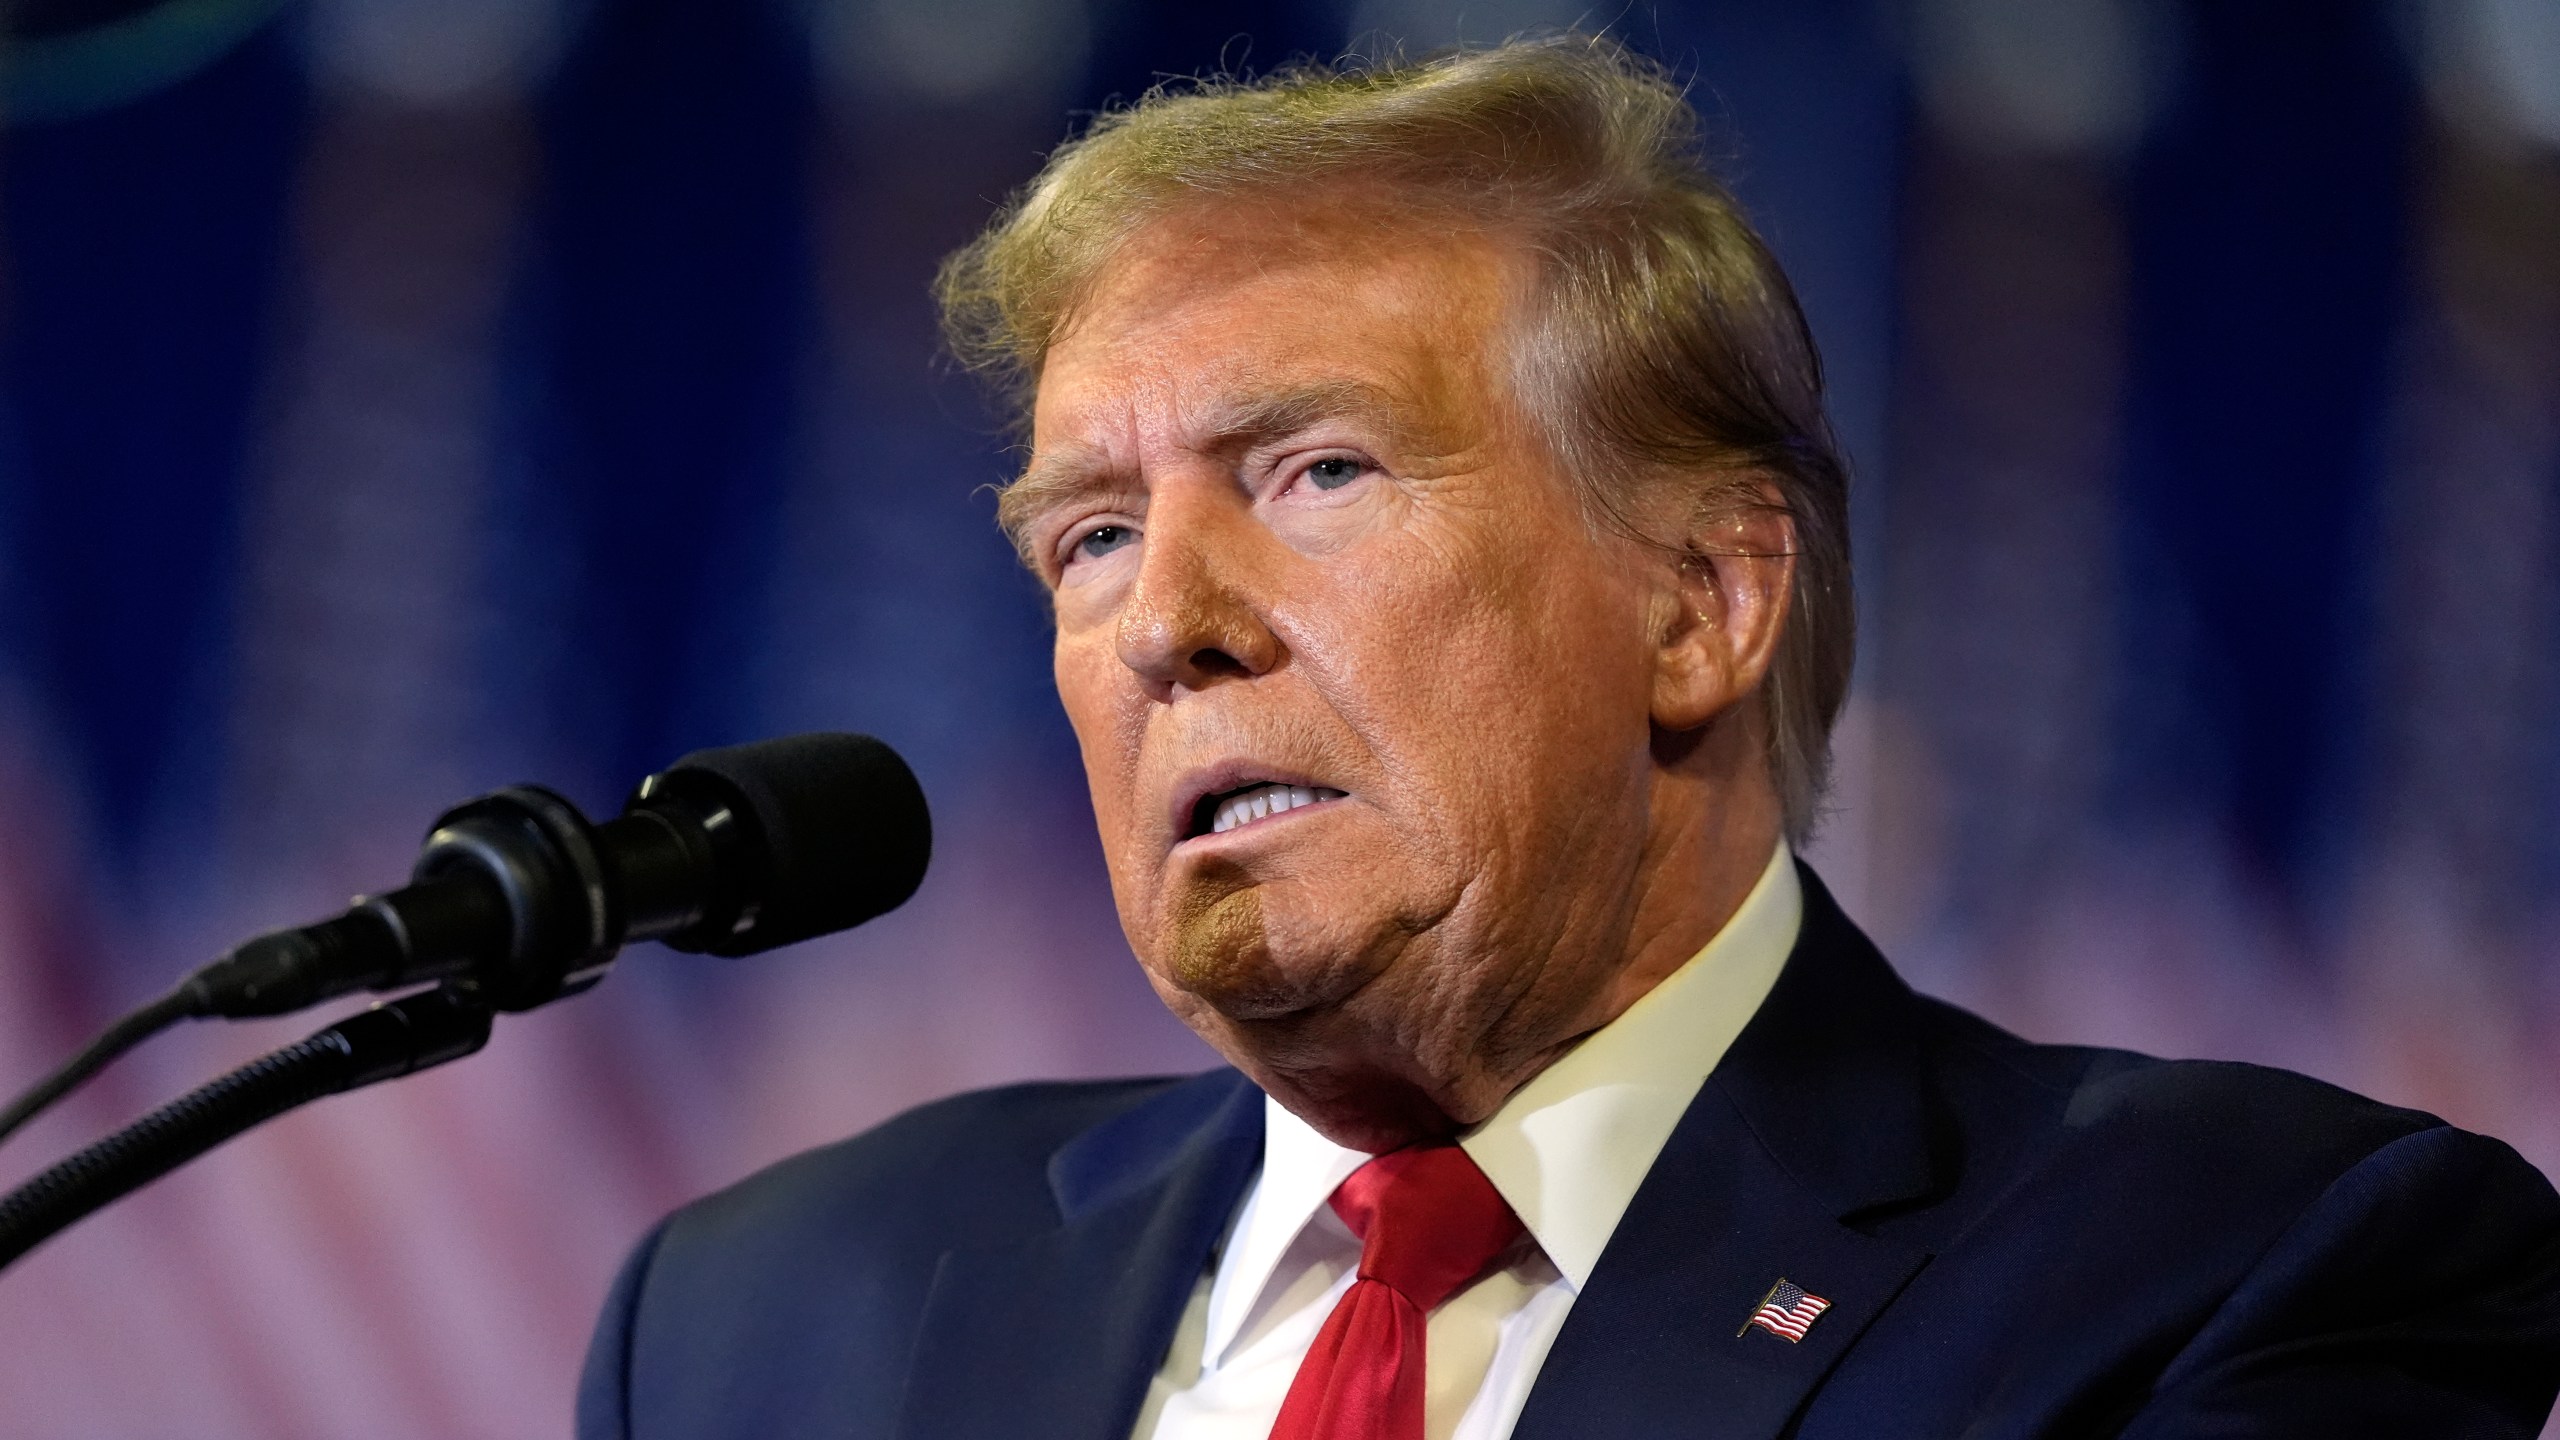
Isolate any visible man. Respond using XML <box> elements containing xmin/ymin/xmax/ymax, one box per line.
<box><xmin>577</xmin><ymin>38</ymin><xmax>2560</xmax><ymax>1439</ymax></box>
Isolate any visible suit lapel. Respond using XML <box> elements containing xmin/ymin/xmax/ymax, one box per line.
<box><xmin>892</xmin><ymin>1071</ymin><xmax>1263</xmax><ymax>1440</ymax></box>
<box><xmin>1511</xmin><ymin>866</ymin><xmax>1940</xmax><ymax>1440</ymax></box>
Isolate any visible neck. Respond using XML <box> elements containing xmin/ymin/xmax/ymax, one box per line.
<box><xmin>1591</xmin><ymin>740</ymin><xmax>1786</xmax><ymax>1036</ymax></box>
<box><xmin>1234</xmin><ymin>751</ymin><xmax>1786</xmax><ymax>1154</ymax></box>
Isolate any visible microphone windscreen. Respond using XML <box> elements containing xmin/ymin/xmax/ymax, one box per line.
<box><xmin>658</xmin><ymin>733</ymin><xmax>932</xmax><ymax>956</ymax></box>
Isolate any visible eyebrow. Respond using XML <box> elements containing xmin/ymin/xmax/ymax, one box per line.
<box><xmin>1194</xmin><ymin>377</ymin><xmax>1414</xmax><ymax>455</ymax></box>
<box><xmin>998</xmin><ymin>377</ymin><xmax>1416</xmax><ymax>554</ymax></box>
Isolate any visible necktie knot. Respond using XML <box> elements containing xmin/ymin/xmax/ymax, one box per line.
<box><xmin>1328</xmin><ymin>1143</ymin><xmax>1522</xmax><ymax>1312</ymax></box>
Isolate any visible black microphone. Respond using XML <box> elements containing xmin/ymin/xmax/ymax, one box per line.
<box><xmin>185</xmin><ymin>733</ymin><xmax>932</xmax><ymax>1017</ymax></box>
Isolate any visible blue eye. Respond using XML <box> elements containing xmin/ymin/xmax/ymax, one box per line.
<box><xmin>1075</xmin><ymin>523</ymin><xmax>1136</xmax><ymax>560</ymax></box>
<box><xmin>1305</xmin><ymin>457</ymin><xmax>1364</xmax><ymax>491</ymax></box>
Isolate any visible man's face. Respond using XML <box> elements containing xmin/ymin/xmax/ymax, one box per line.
<box><xmin>1020</xmin><ymin>202</ymin><xmax>1688</xmax><ymax>1147</ymax></box>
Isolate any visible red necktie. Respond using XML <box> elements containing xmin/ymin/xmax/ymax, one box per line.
<box><xmin>1266</xmin><ymin>1143</ymin><xmax>1525</xmax><ymax>1440</ymax></box>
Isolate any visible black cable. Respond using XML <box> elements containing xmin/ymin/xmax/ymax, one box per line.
<box><xmin>0</xmin><ymin>984</ymin><xmax>207</xmax><ymax>1150</ymax></box>
<box><xmin>0</xmin><ymin>988</ymin><xmax>493</xmax><ymax>1275</ymax></box>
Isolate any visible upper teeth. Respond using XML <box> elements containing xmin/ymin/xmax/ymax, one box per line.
<box><xmin>1211</xmin><ymin>783</ymin><xmax>1343</xmax><ymax>834</ymax></box>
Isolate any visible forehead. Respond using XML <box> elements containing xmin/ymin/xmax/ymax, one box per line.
<box><xmin>1031</xmin><ymin>196</ymin><xmax>1531</xmax><ymax>447</ymax></box>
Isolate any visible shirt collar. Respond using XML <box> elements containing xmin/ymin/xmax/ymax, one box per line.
<box><xmin>1462</xmin><ymin>845</ymin><xmax>1801</xmax><ymax>1286</ymax></box>
<box><xmin>1203</xmin><ymin>844</ymin><xmax>1803</xmax><ymax>1363</ymax></box>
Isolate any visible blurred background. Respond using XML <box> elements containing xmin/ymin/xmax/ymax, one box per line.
<box><xmin>0</xmin><ymin>0</ymin><xmax>2553</xmax><ymax>1433</ymax></box>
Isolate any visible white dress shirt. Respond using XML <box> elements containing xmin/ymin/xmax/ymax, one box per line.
<box><xmin>1131</xmin><ymin>845</ymin><xmax>1804</xmax><ymax>1440</ymax></box>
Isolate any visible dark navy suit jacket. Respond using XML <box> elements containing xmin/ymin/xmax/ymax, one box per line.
<box><xmin>578</xmin><ymin>869</ymin><xmax>2560</xmax><ymax>1438</ymax></box>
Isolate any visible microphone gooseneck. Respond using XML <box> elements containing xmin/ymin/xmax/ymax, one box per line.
<box><xmin>0</xmin><ymin>988</ymin><xmax>497</xmax><ymax>1274</ymax></box>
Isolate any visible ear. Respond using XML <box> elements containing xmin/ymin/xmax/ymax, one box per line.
<box><xmin>1649</xmin><ymin>488</ymin><xmax>1796</xmax><ymax>734</ymax></box>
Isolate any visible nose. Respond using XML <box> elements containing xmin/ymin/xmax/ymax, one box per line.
<box><xmin>1114</xmin><ymin>482</ymin><xmax>1282</xmax><ymax>698</ymax></box>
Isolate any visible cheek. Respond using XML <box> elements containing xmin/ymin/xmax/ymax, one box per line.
<box><xmin>1328</xmin><ymin>530</ymin><xmax>1639</xmax><ymax>741</ymax></box>
<box><xmin>1302</xmin><ymin>531</ymin><xmax>1653</xmax><ymax>868</ymax></box>
<box><xmin>1054</xmin><ymin>634</ymin><xmax>1144</xmax><ymax>835</ymax></box>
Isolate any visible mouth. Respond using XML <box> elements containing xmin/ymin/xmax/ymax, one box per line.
<box><xmin>1183</xmin><ymin>779</ymin><xmax>1350</xmax><ymax>840</ymax></box>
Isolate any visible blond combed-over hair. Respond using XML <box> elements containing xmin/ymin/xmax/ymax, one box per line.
<box><xmin>935</xmin><ymin>34</ymin><xmax>1854</xmax><ymax>843</ymax></box>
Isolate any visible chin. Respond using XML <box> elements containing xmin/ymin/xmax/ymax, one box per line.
<box><xmin>1163</xmin><ymin>878</ymin><xmax>1431</xmax><ymax>1014</ymax></box>
<box><xmin>1158</xmin><ymin>936</ymin><xmax>1375</xmax><ymax>1026</ymax></box>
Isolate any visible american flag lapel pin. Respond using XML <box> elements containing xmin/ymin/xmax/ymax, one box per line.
<box><xmin>1739</xmin><ymin>1278</ymin><xmax>1832</xmax><ymax>1342</ymax></box>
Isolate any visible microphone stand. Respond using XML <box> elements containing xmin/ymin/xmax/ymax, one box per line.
<box><xmin>0</xmin><ymin>731</ymin><xmax>930</xmax><ymax>1281</ymax></box>
<box><xmin>0</xmin><ymin>987</ymin><xmax>494</xmax><ymax>1273</ymax></box>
